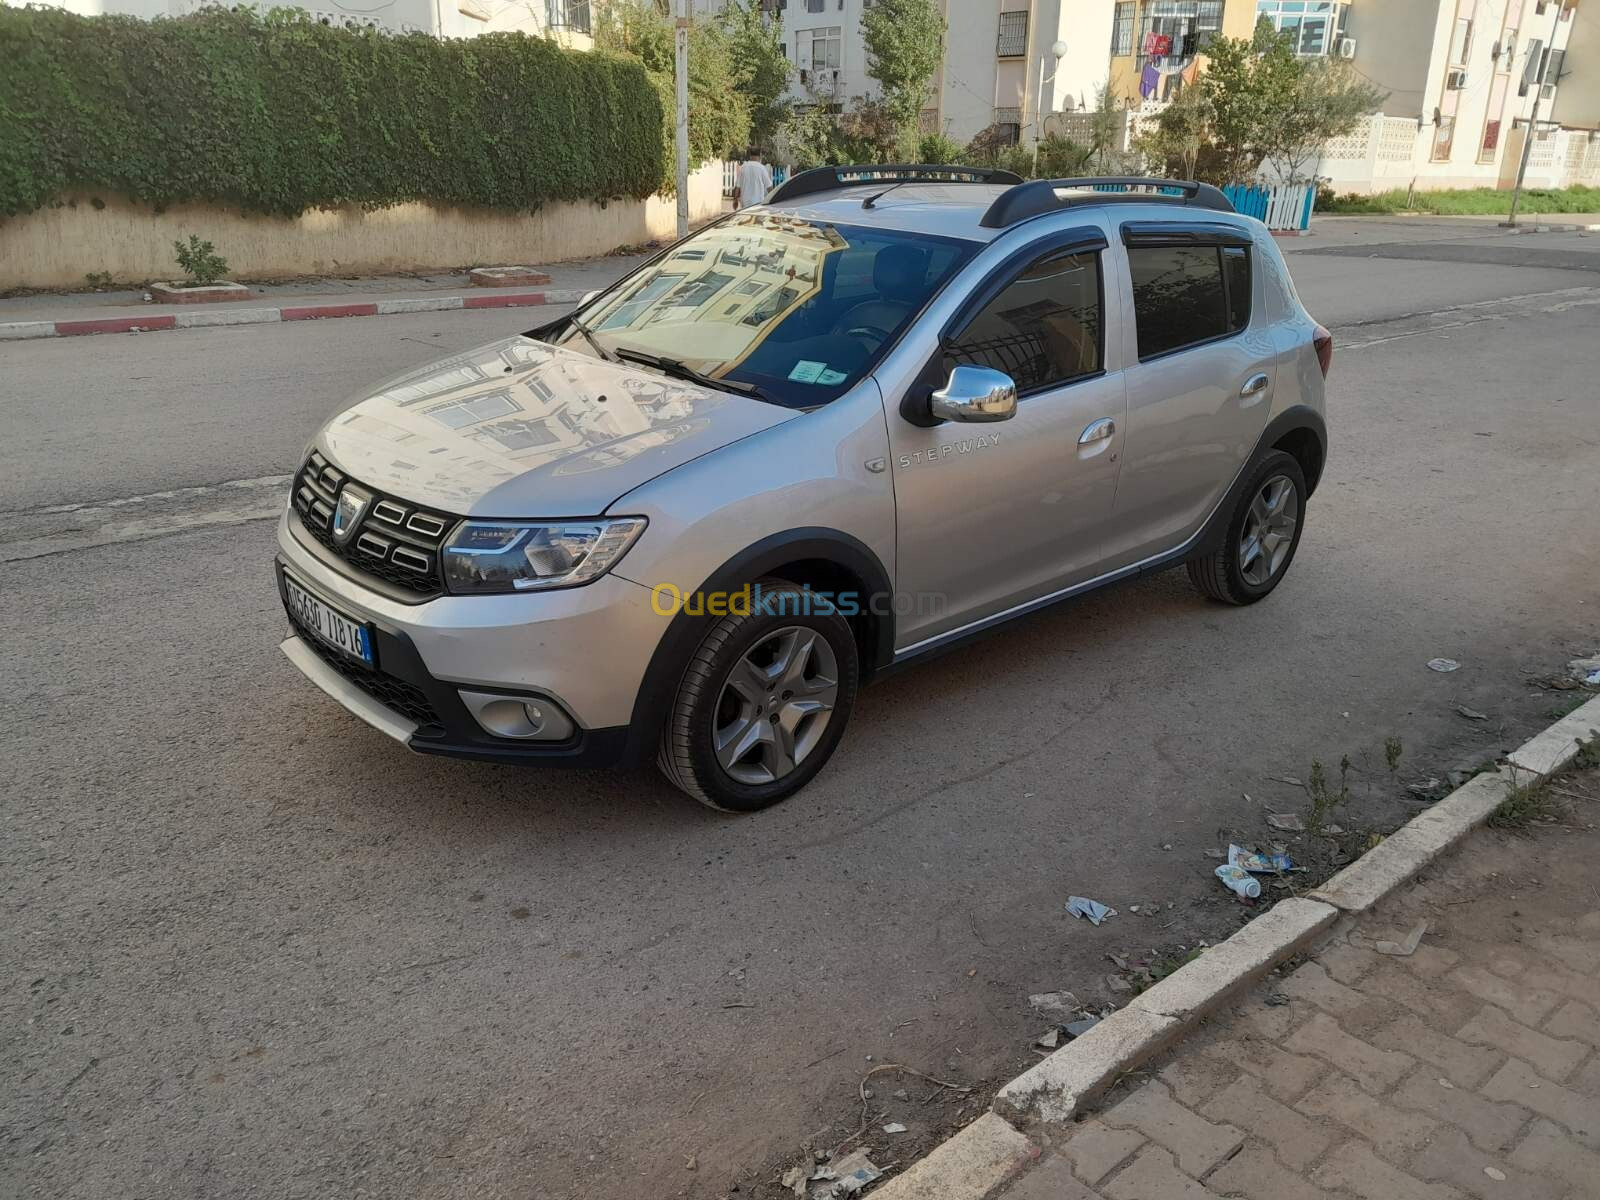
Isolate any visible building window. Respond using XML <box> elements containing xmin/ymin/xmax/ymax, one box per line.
<box><xmin>805</xmin><ymin>0</ymin><xmax>824</xmax><ymax>12</ymax></box>
<box><xmin>1111</xmin><ymin>2</ymin><xmax>1136</xmax><ymax>55</ymax></box>
<box><xmin>1448</xmin><ymin>18</ymin><xmax>1472</xmax><ymax>66</ymax></box>
<box><xmin>1138</xmin><ymin>1</ymin><xmax>1223</xmax><ymax>60</ymax></box>
<box><xmin>800</xmin><ymin>26</ymin><xmax>842</xmax><ymax>71</ymax></box>
<box><xmin>1431</xmin><ymin>114</ymin><xmax>1456</xmax><ymax>161</ymax></box>
<box><xmin>545</xmin><ymin>0</ymin><xmax>590</xmax><ymax>33</ymax></box>
<box><xmin>1255</xmin><ymin>0</ymin><xmax>1345</xmax><ymax>56</ymax></box>
<box><xmin>993</xmin><ymin>107</ymin><xmax>1022</xmax><ymax>144</ymax></box>
<box><xmin>997</xmin><ymin>10</ymin><xmax>1028</xmax><ymax>57</ymax></box>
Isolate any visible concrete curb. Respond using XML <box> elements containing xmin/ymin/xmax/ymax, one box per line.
<box><xmin>875</xmin><ymin>691</ymin><xmax>1600</xmax><ymax>1198</ymax></box>
<box><xmin>0</xmin><ymin>289</ymin><xmax>587</xmax><ymax>341</ymax></box>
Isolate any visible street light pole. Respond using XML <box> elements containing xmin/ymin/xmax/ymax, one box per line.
<box><xmin>674</xmin><ymin>0</ymin><xmax>690</xmax><ymax>239</ymax></box>
<box><xmin>1506</xmin><ymin>1</ymin><xmax>1563</xmax><ymax>227</ymax></box>
<box><xmin>1031</xmin><ymin>39</ymin><xmax>1069</xmax><ymax>176</ymax></box>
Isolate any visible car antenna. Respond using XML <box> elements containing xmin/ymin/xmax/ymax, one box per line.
<box><xmin>861</xmin><ymin>181</ymin><xmax>907</xmax><ymax>209</ymax></box>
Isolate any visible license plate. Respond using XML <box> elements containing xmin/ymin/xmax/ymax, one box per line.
<box><xmin>283</xmin><ymin>572</ymin><xmax>375</xmax><ymax>667</ymax></box>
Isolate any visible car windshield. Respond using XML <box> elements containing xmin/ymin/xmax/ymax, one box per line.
<box><xmin>547</xmin><ymin>214</ymin><xmax>977</xmax><ymax>408</ymax></box>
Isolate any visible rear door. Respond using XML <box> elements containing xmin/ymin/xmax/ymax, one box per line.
<box><xmin>1101</xmin><ymin>221</ymin><xmax>1277</xmax><ymax>566</ymax></box>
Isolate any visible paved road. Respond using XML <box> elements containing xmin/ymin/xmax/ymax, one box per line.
<box><xmin>4</xmin><ymin>220</ymin><xmax>1599</xmax><ymax>1200</ymax></box>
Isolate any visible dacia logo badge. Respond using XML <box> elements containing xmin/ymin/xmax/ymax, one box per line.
<box><xmin>332</xmin><ymin>485</ymin><xmax>371</xmax><ymax>545</ymax></box>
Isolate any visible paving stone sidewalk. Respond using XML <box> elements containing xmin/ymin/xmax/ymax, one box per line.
<box><xmin>996</xmin><ymin>772</ymin><xmax>1600</xmax><ymax>1200</ymax></box>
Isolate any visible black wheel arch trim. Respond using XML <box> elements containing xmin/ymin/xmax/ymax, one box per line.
<box><xmin>620</xmin><ymin>528</ymin><xmax>895</xmax><ymax>765</ymax></box>
<box><xmin>1182</xmin><ymin>404</ymin><xmax>1326</xmax><ymax>564</ymax></box>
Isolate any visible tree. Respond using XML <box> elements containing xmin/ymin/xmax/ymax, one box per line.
<box><xmin>1199</xmin><ymin>24</ymin><xmax>1384</xmax><ymax>184</ymax></box>
<box><xmin>595</xmin><ymin>0</ymin><xmax>751</xmax><ymax>168</ymax></box>
<box><xmin>718</xmin><ymin>0</ymin><xmax>791</xmax><ymax>149</ymax></box>
<box><xmin>1135</xmin><ymin>84</ymin><xmax>1211</xmax><ymax>178</ymax></box>
<box><xmin>861</xmin><ymin>0</ymin><xmax>945</xmax><ymax>132</ymax></box>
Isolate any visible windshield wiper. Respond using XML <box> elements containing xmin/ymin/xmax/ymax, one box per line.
<box><xmin>615</xmin><ymin>348</ymin><xmax>769</xmax><ymax>401</ymax></box>
<box><xmin>566</xmin><ymin>313</ymin><xmax>619</xmax><ymax>362</ymax></box>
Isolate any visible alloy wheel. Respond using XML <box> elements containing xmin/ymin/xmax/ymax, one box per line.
<box><xmin>713</xmin><ymin>627</ymin><xmax>839</xmax><ymax>785</ymax></box>
<box><xmin>1238</xmin><ymin>475</ymin><xmax>1299</xmax><ymax>587</ymax></box>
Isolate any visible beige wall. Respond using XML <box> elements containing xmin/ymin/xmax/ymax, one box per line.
<box><xmin>0</xmin><ymin>164</ymin><xmax>726</xmax><ymax>291</ymax></box>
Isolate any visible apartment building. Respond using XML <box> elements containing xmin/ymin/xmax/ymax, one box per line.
<box><xmin>1105</xmin><ymin>0</ymin><xmax>1259</xmax><ymax>105</ymax></box>
<box><xmin>723</xmin><ymin>0</ymin><xmax>1117</xmax><ymax>146</ymax></box>
<box><xmin>1320</xmin><ymin>0</ymin><xmax>1590</xmax><ymax>191</ymax></box>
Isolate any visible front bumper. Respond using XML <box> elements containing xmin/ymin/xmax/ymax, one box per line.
<box><xmin>274</xmin><ymin>512</ymin><xmax>673</xmax><ymax>766</ymax></box>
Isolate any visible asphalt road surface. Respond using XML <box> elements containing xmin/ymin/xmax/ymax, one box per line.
<box><xmin>4</xmin><ymin>219</ymin><xmax>1599</xmax><ymax>1200</ymax></box>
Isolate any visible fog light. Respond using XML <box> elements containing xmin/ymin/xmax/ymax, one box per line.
<box><xmin>458</xmin><ymin>690</ymin><xmax>576</xmax><ymax>741</ymax></box>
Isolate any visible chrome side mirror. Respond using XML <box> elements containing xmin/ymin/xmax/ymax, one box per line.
<box><xmin>930</xmin><ymin>365</ymin><xmax>1018</xmax><ymax>423</ymax></box>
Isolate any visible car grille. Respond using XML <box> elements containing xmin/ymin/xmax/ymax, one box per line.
<box><xmin>285</xmin><ymin>606</ymin><xmax>443</xmax><ymax>730</ymax></box>
<box><xmin>291</xmin><ymin>450</ymin><xmax>456</xmax><ymax>600</ymax></box>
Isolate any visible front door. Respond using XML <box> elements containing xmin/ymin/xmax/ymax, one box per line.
<box><xmin>888</xmin><ymin>239</ymin><xmax>1127</xmax><ymax>651</ymax></box>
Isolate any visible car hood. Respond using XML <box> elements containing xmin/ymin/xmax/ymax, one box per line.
<box><xmin>317</xmin><ymin>336</ymin><xmax>797</xmax><ymax>517</ymax></box>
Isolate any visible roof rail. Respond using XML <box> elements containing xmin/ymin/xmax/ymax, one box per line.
<box><xmin>767</xmin><ymin>163</ymin><xmax>1025</xmax><ymax>205</ymax></box>
<box><xmin>979</xmin><ymin>177</ymin><xmax>1234</xmax><ymax>229</ymax></box>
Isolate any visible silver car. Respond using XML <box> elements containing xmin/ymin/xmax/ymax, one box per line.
<box><xmin>276</xmin><ymin>169</ymin><xmax>1330</xmax><ymax>811</ymax></box>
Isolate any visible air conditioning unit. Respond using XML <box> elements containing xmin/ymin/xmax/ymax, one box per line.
<box><xmin>1446</xmin><ymin>68</ymin><xmax>1469</xmax><ymax>89</ymax></box>
<box><xmin>1335</xmin><ymin>36</ymin><xmax>1356</xmax><ymax>59</ymax></box>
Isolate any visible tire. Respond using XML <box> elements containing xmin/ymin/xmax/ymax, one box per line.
<box><xmin>1186</xmin><ymin>450</ymin><xmax>1307</xmax><ymax>606</ymax></box>
<box><xmin>657</xmin><ymin>578</ymin><xmax>859</xmax><ymax>812</ymax></box>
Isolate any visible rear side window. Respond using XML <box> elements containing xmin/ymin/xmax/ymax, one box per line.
<box><xmin>1128</xmin><ymin>243</ymin><xmax>1251</xmax><ymax>360</ymax></box>
<box><xmin>943</xmin><ymin>250</ymin><xmax>1102</xmax><ymax>393</ymax></box>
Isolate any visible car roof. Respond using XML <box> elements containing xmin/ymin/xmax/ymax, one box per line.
<box><xmin>763</xmin><ymin>183</ymin><xmax>1015</xmax><ymax>242</ymax></box>
<box><xmin>760</xmin><ymin>179</ymin><xmax>1252</xmax><ymax>244</ymax></box>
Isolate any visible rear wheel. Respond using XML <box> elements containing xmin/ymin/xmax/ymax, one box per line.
<box><xmin>657</xmin><ymin>579</ymin><xmax>859</xmax><ymax>812</ymax></box>
<box><xmin>1186</xmin><ymin>450</ymin><xmax>1306</xmax><ymax>605</ymax></box>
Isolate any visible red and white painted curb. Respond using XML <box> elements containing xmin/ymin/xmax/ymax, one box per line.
<box><xmin>0</xmin><ymin>289</ymin><xmax>588</xmax><ymax>342</ymax></box>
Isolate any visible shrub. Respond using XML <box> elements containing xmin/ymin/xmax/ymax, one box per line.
<box><xmin>173</xmin><ymin>235</ymin><xmax>228</xmax><ymax>286</ymax></box>
<box><xmin>917</xmin><ymin>133</ymin><xmax>965</xmax><ymax>164</ymax></box>
<box><xmin>0</xmin><ymin>7</ymin><xmax>665</xmax><ymax>219</ymax></box>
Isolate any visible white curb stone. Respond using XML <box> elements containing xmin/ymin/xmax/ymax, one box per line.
<box><xmin>375</xmin><ymin>296</ymin><xmax>465</xmax><ymax>314</ymax></box>
<box><xmin>1308</xmin><ymin>769</ymin><xmax>1511</xmax><ymax>913</ymax></box>
<box><xmin>996</xmin><ymin>1005</ymin><xmax>1183</xmax><ymax>1125</ymax></box>
<box><xmin>1131</xmin><ymin>897</ymin><xmax>1339</xmax><ymax>1022</ymax></box>
<box><xmin>867</xmin><ymin>1113</ymin><xmax>1036</xmax><ymax>1200</ymax></box>
<box><xmin>0</xmin><ymin>321</ymin><xmax>56</xmax><ymax>340</ymax></box>
<box><xmin>174</xmin><ymin>307</ymin><xmax>284</xmax><ymax>328</ymax></box>
<box><xmin>1507</xmin><ymin>694</ymin><xmax>1600</xmax><ymax>783</ymax></box>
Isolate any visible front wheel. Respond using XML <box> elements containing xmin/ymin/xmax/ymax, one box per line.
<box><xmin>657</xmin><ymin>579</ymin><xmax>859</xmax><ymax>812</ymax></box>
<box><xmin>1186</xmin><ymin>450</ymin><xmax>1307</xmax><ymax>605</ymax></box>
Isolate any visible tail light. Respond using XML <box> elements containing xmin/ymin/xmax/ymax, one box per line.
<box><xmin>1312</xmin><ymin>323</ymin><xmax>1333</xmax><ymax>379</ymax></box>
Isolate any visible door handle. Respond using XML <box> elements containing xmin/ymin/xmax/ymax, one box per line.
<box><xmin>1078</xmin><ymin>418</ymin><xmax>1116</xmax><ymax>445</ymax></box>
<box><xmin>1240</xmin><ymin>373</ymin><xmax>1270</xmax><ymax>400</ymax></box>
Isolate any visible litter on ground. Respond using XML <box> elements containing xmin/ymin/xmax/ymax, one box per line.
<box><xmin>1065</xmin><ymin>896</ymin><xmax>1116</xmax><ymax>925</ymax></box>
<box><xmin>881</xmin><ymin>1122</ymin><xmax>907</xmax><ymax>1135</ymax></box>
<box><xmin>1568</xmin><ymin>654</ymin><xmax>1600</xmax><ymax>685</ymax></box>
<box><xmin>1375</xmin><ymin>919</ymin><xmax>1428</xmax><ymax>957</ymax></box>
<box><xmin>1427</xmin><ymin>658</ymin><xmax>1461</xmax><ymax>672</ymax></box>
<box><xmin>1064</xmin><ymin>1016</ymin><xmax>1101</xmax><ymax>1038</ymax></box>
<box><xmin>1028</xmin><ymin>990</ymin><xmax>1079</xmax><ymax>1015</ymax></box>
<box><xmin>1215</xmin><ymin>864</ymin><xmax>1262</xmax><ymax>899</ymax></box>
<box><xmin>1229</xmin><ymin>844</ymin><xmax>1294</xmax><ymax>873</ymax></box>
<box><xmin>1265</xmin><ymin>812</ymin><xmax>1305</xmax><ymax>832</ymax></box>
<box><xmin>1456</xmin><ymin>704</ymin><xmax>1489</xmax><ymax>721</ymax></box>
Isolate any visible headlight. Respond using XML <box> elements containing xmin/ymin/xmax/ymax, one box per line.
<box><xmin>441</xmin><ymin>517</ymin><xmax>647</xmax><ymax>594</ymax></box>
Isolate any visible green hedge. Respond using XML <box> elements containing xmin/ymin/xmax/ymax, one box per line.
<box><xmin>0</xmin><ymin>7</ymin><xmax>666</xmax><ymax>219</ymax></box>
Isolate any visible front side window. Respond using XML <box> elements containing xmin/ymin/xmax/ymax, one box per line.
<box><xmin>1128</xmin><ymin>242</ymin><xmax>1250</xmax><ymax>360</ymax></box>
<box><xmin>551</xmin><ymin>215</ymin><xmax>977</xmax><ymax>409</ymax></box>
<box><xmin>944</xmin><ymin>250</ymin><xmax>1103</xmax><ymax>393</ymax></box>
